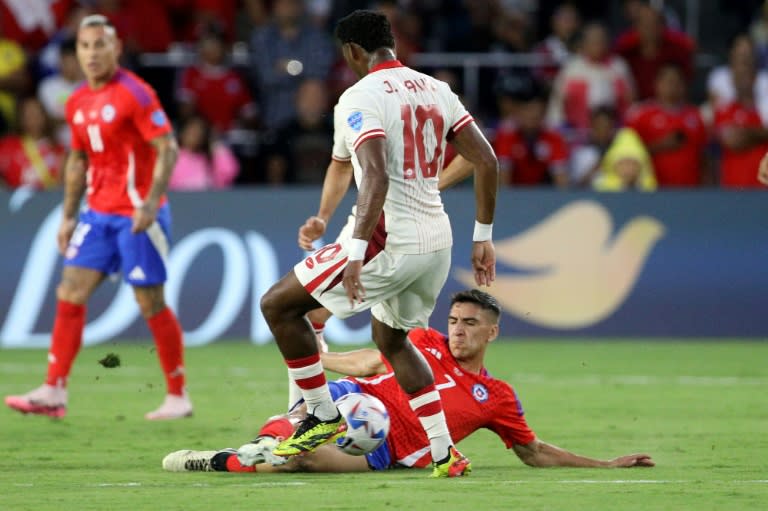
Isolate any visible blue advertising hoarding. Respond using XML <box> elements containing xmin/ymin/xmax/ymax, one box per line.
<box><xmin>0</xmin><ymin>189</ymin><xmax>766</xmax><ymax>347</ymax></box>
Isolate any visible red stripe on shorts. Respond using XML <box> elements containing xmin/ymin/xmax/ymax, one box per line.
<box><xmin>305</xmin><ymin>257</ymin><xmax>349</xmax><ymax>294</ymax></box>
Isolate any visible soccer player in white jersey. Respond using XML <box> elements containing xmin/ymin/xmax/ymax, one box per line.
<box><xmin>259</xmin><ymin>10</ymin><xmax>498</xmax><ymax>478</ymax></box>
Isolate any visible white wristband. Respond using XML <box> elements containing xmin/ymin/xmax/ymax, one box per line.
<box><xmin>347</xmin><ymin>238</ymin><xmax>368</xmax><ymax>261</ymax></box>
<box><xmin>473</xmin><ymin>221</ymin><xmax>493</xmax><ymax>242</ymax></box>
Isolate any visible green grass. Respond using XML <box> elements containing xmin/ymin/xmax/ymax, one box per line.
<box><xmin>1</xmin><ymin>340</ymin><xmax>767</xmax><ymax>511</ymax></box>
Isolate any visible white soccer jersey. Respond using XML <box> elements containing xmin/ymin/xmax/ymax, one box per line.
<box><xmin>332</xmin><ymin>60</ymin><xmax>474</xmax><ymax>254</ymax></box>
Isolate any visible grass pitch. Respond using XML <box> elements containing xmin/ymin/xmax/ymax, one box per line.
<box><xmin>1</xmin><ymin>339</ymin><xmax>767</xmax><ymax>511</ymax></box>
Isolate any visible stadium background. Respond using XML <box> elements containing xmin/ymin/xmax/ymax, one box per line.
<box><xmin>0</xmin><ymin>0</ymin><xmax>766</xmax><ymax>344</ymax></box>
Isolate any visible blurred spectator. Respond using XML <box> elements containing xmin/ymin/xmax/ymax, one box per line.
<box><xmin>547</xmin><ymin>23</ymin><xmax>634</xmax><ymax>140</ymax></box>
<box><xmin>593</xmin><ymin>127</ymin><xmax>656</xmax><ymax>191</ymax></box>
<box><xmin>262</xmin><ymin>79</ymin><xmax>333</xmax><ymax>185</ymax></box>
<box><xmin>625</xmin><ymin>64</ymin><xmax>708</xmax><ymax>187</ymax></box>
<box><xmin>98</xmin><ymin>0</ymin><xmax>173</xmax><ymax>55</ymax></box>
<box><xmin>0</xmin><ymin>96</ymin><xmax>64</xmax><ymax>190</ymax></box>
<box><xmin>570</xmin><ymin>106</ymin><xmax>618</xmax><ymax>187</ymax></box>
<box><xmin>713</xmin><ymin>63</ymin><xmax>768</xmax><ymax>188</ymax></box>
<box><xmin>441</xmin><ymin>0</ymin><xmax>497</xmax><ymax>52</ymax></box>
<box><xmin>36</xmin><ymin>5</ymin><xmax>89</xmax><ymax>79</ymax></box>
<box><xmin>169</xmin><ymin>116</ymin><xmax>239</xmax><ymax>191</ymax></box>
<box><xmin>170</xmin><ymin>0</ymin><xmax>238</xmax><ymax>43</ymax></box>
<box><xmin>707</xmin><ymin>34</ymin><xmax>768</xmax><ymax>125</ymax></box>
<box><xmin>249</xmin><ymin>0</ymin><xmax>334</xmax><ymax>129</ymax></box>
<box><xmin>374</xmin><ymin>0</ymin><xmax>422</xmax><ymax>66</ymax></box>
<box><xmin>615</xmin><ymin>4</ymin><xmax>695</xmax><ymax>101</ymax></box>
<box><xmin>236</xmin><ymin>0</ymin><xmax>270</xmax><ymax>41</ymax></box>
<box><xmin>495</xmin><ymin>92</ymin><xmax>569</xmax><ymax>187</ymax></box>
<box><xmin>0</xmin><ymin>29</ymin><xmax>29</xmax><ymax>133</ymax></box>
<box><xmin>177</xmin><ymin>28</ymin><xmax>256</xmax><ymax>134</ymax></box>
<box><xmin>532</xmin><ymin>3</ymin><xmax>581</xmax><ymax>86</ymax></box>
<box><xmin>749</xmin><ymin>0</ymin><xmax>768</xmax><ymax>68</ymax></box>
<box><xmin>37</xmin><ymin>38</ymin><xmax>82</xmax><ymax>145</ymax></box>
<box><xmin>0</xmin><ymin>0</ymin><xmax>73</xmax><ymax>52</ymax></box>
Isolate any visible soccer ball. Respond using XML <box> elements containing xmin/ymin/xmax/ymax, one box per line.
<box><xmin>334</xmin><ymin>392</ymin><xmax>390</xmax><ymax>456</ymax></box>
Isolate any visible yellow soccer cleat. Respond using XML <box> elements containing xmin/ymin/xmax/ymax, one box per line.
<box><xmin>430</xmin><ymin>446</ymin><xmax>472</xmax><ymax>478</ymax></box>
<box><xmin>272</xmin><ymin>412</ymin><xmax>345</xmax><ymax>457</ymax></box>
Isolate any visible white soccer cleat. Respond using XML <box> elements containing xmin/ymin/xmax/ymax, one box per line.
<box><xmin>162</xmin><ymin>450</ymin><xmax>218</xmax><ymax>472</ymax></box>
<box><xmin>145</xmin><ymin>393</ymin><xmax>193</xmax><ymax>420</ymax></box>
<box><xmin>5</xmin><ymin>384</ymin><xmax>67</xmax><ymax>418</ymax></box>
<box><xmin>237</xmin><ymin>436</ymin><xmax>288</xmax><ymax>467</ymax></box>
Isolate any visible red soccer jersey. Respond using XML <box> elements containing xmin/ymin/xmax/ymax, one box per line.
<box><xmin>353</xmin><ymin>328</ymin><xmax>535</xmax><ymax>468</ymax></box>
<box><xmin>494</xmin><ymin>127</ymin><xmax>568</xmax><ymax>185</ymax></box>
<box><xmin>178</xmin><ymin>66</ymin><xmax>253</xmax><ymax>132</ymax></box>
<box><xmin>714</xmin><ymin>102</ymin><xmax>768</xmax><ymax>188</ymax></box>
<box><xmin>66</xmin><ymin>69</ymin><xmax>173</xmax><ymax>216</ymax></box>
<box><xmin>625</xmin><ymin>101</ymin><xmax>707</xmax><ymax>186</ymax></box>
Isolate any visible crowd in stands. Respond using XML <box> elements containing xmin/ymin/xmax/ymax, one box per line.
<box><xmin>1</xmin><ymin>0</ymin><xmax>768</xmax><ymax>191</ymax></box>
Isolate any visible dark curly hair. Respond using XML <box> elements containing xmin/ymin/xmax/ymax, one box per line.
<box><xmin>450</xmin><ymin>290</ymin><xmax>501</xmax><ymax>322</ymax></box>
<box><xmin>334</xmin><ymin>10</ymin><xmax>395</xmax><ymax>53</ymax></box>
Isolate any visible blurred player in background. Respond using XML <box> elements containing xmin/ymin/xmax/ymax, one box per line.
<box><xmin>258</xmin><ymin>10</ymin><xmax>498</xmax><ymax>478</ymax></box>
<box><xmin>5</xmin><ymin>15</ymin><xmax>191</xmax><ymax>421</ymax></box>
<box><xmin>163</xmin><ymin>290</ymin><xmax>655</xmax><ymax>474</ymax></box>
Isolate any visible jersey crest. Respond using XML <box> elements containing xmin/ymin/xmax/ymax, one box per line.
<box><xmin>472</xmin><ymin>383</ymin><xmax>489</xmax><ymax>403</ymax></box>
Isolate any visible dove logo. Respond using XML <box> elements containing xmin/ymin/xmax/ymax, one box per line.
<box><xmin>456</xmin><ymin>201</ymin><xmax>665</xmax><ymax>329</ymax></box>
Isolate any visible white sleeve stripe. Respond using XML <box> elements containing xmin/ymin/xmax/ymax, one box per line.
<box><xmin>452</xmin><ymin>115</ymin><xmax>474</xmax><ymax>132</ymax></box>
<box><xmin>353</xmin><ymin>129</ymin><xmax>386</xmax><ymax>151</ymax></box>
<box><xmin>332</xmin><ymin>155</ymin><xmax>351</xmax><ymax>162</ymax></box>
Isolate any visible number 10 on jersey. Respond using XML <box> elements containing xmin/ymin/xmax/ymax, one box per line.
<box><xmin>401</xmin><ymin>104</ymin><xmax>444</xmax><ymax>180</ymax></box>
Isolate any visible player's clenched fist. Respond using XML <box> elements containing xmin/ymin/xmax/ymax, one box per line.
<box><xmin>298</xmin><ymin>216</ymin><xmax>326</xmax><ymax>251</ymax></box>
<box><xmin>759</xmin><ymin>152</ymin><xmax>768</xmax><ymax>185</ymax></box>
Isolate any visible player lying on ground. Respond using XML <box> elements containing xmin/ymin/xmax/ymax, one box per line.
<box><xmin>163</xmin><ymin>290</ymin><xmax>655</xmax><ymax>474</ymax></box>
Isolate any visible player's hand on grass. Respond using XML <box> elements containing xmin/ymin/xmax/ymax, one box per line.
<box><xmin>609</xmin><ymin>453</ymin><xmax>655</xmax><ymax>468</ymax></box>
<box><xmin>471</xmin><ymin>240</ymin><xmax>496</xmax><ymax>287</ymax></box>
<box><xmin>759</xmin><ymin>152</ymin><xmax>768</xmax><ymax>185</ymax></box>
<box><xmin>298</xmin><ymin>216</ymin><xmax>326</xmax><ymax>251</ymax></box>
<box><xmin>131</xmin><ymin>204</ymin><xmax>157</xmax><ymax>233</ymax></box>
<box><xmin>57</xmin><ymin>217</ymin><xmax>77</xmax><ymax>255</ymax></box>
<box><xmin>342</xmin><ymin>260</ymin><xmax>365</xmax><ymax>307</ymax></box>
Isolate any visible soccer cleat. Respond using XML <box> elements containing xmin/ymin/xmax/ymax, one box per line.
<box><xmin>145</xmin><ymin>393</ymin><xmax>193</xmax><ymax>420</ymax></box>
<box><xmin>162</xmin><ymin>449</ymin><xmax>234</xmax><ymax>472</ymax></box>
<box><xmin>430</xmin><ymin>446</ymin><xmax>472</xmax><ymax>478</ymax></box>
<box><xmin>272</xmin><ymin>411</ymin><xmax>345</xmax><ymax>457</ymax></box>
<box><xmin>237</xmin><ymin>436</ymin><xmax>288</xmax><ymax>467</ymax></box>
<box><xmin>5</xmin><ymin>384</ymin><xmax>67</xmax><ymax>418</ymax></box>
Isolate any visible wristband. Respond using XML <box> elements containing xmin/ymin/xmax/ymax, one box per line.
<box><xmin>347</xmin><ymin>238</ymin><xmax>368</xmax><ymax>261</ymax></box>
<box><xmin>473</xmin><ymin>221</ymin><xmax>493</xmax><ymax>242</ymax></box>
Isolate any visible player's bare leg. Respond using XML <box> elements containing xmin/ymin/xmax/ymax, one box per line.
<box><xmin>261</xmin><ymin>272</ymin><xmax>343</xmax><ymax>455</ymax></box>
<box><xmin>5</xmin><ymin>266</ymin><xmax>104</xmax><ymax>418</ymax></box>
<box><xmin>371</xmin><ymin>317</ymin><xmax>470</xmax><ymax>477</ymax></box>
<box><xmin>287</xmin><ymin>307</ymin><xmax>332</xmax><ymax>407</ymax></box>
<box><xmin>134</xmin><ymin>284</ymin><xmax>192</xmax><ymax>420</ymax></box>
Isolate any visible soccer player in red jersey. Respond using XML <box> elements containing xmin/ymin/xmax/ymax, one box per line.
<box><xmin>714</xmin><ymin>61</ymin><xmax>768</xmax><ymax>188</ymax></box>
<box><xmin>5</xmin><ymin>15</ymin><xmax>192</xmax><ymax>420</ymax></box>
<box><xmin>163</xmin><ymin>290</ymin><xmax>654</xmax><ymax>474</ymax></box>
<box><xmin>624</xmin><ymin>64</ymin><xmax>707</xmax><ymax>187</ymax></box>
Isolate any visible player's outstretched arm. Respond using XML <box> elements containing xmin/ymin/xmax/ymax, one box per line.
<box><xmin>298</xmin><ymin>159</ymin><xmax>354</xmax><ymax>250</ymax></box>
<box><xmin>320</xmin><ymin>349</ymin><xmax>386</xmax><ymax>377</ymax></box>
<box><xmin>437</xmin><ymin>154</ymin><xmax>474</xmax><ymax>191</ymax></box>
<box><xmin>58</xmin><ymin>150</ymin><xmax>88</xmax><ymax>254</ymax></box>
<box><xmin>132</xmin><ymin>134</ymin><xmax>178</xmax><ymax>233</ymax></box>
<box><xmin>512</xmin><ymin>439</ymin><xmax>655</xmax><ymax>468</ymax></box>
<box><xmin>450</xmin><ymin>123</ymin><xmax>499</xmax><ymax>287</ymax></box>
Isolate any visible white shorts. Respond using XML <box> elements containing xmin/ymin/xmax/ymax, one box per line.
<box><xmin>294</xmin><ymin>237</ymin><xmax>451</xmax><ymax>331</ymax></box>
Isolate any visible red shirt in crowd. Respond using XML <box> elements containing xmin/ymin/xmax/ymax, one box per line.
<box><xmin>0</xmin><ymin>136</ymin><xmax>64</xmax><ymax>189</ymax></box>
<box><xmin>178</xmin><ymin>66</ymin><xmax>253</xmax><ymax>132</ymax></box>
<box><xmin>625</xmin><ymin>101</ymin><xmax>707</xmax><ymax>186</ymax></box>
<box><xmin>0</xmin><ymin>0</ymin><xmax>72</xmax><ymax>51</ymax></box>
<box><xmin>494</xmin><ymin>123</ymin><xmax>569</xmax><ymax>185</ymax></box>
<box><xmin>615</xmin><ymin>29</ymin><xmax>695</xmax><ymax>100</ymax></box>
<box><xmin>714</xmin><ymin>102</ymin><xmax>768</xmax><ymax>188</ymax></box>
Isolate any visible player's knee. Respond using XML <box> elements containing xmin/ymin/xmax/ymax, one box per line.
<box><xmin>56</xmin><ymin>280</ymin><xmax>88</xmax><ymax>304</ymax></box>
<box><xmin>260</xmin><ymin>286</ymin><xmax>284</xmax><ymax>324</ymax></box>
<box><xmin>133</xmin><ymin>288</ymin><xmax>166</xmax><ymax>319</ymax></box>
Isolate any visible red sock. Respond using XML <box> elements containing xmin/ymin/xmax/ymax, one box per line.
<box><xmin>45</xmin><ymin>300</ymin><xmax>86</xmax><ymax>387</ymax></box>
<box><xmin>310</xmin><ymin>321</ymin><xmax>325</xmax><ymax>334</ymax></box>
<box><xmin>225</xmin><ymin>454</ymin><xmax>256</xmax><ymax>473</ymax></box>
<box><xmin>258</xmin><ymin>417</ymin><xmax>295</xmax><ymax>440</ymax></box>
<box><xmin>146</xmin><ymin>307</ymin><xmax>185</xmax><ymax>396</ymax></box>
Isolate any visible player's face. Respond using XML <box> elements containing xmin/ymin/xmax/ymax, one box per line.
<box><xmin>447</xmin><ymin>303</ymin><xmax>499</xmax><ymax>363</ymax></box>
<box><xmin>77</xmin><ymin>25</ymin><xmax>120</xmax><ymax>84</ymax></box>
